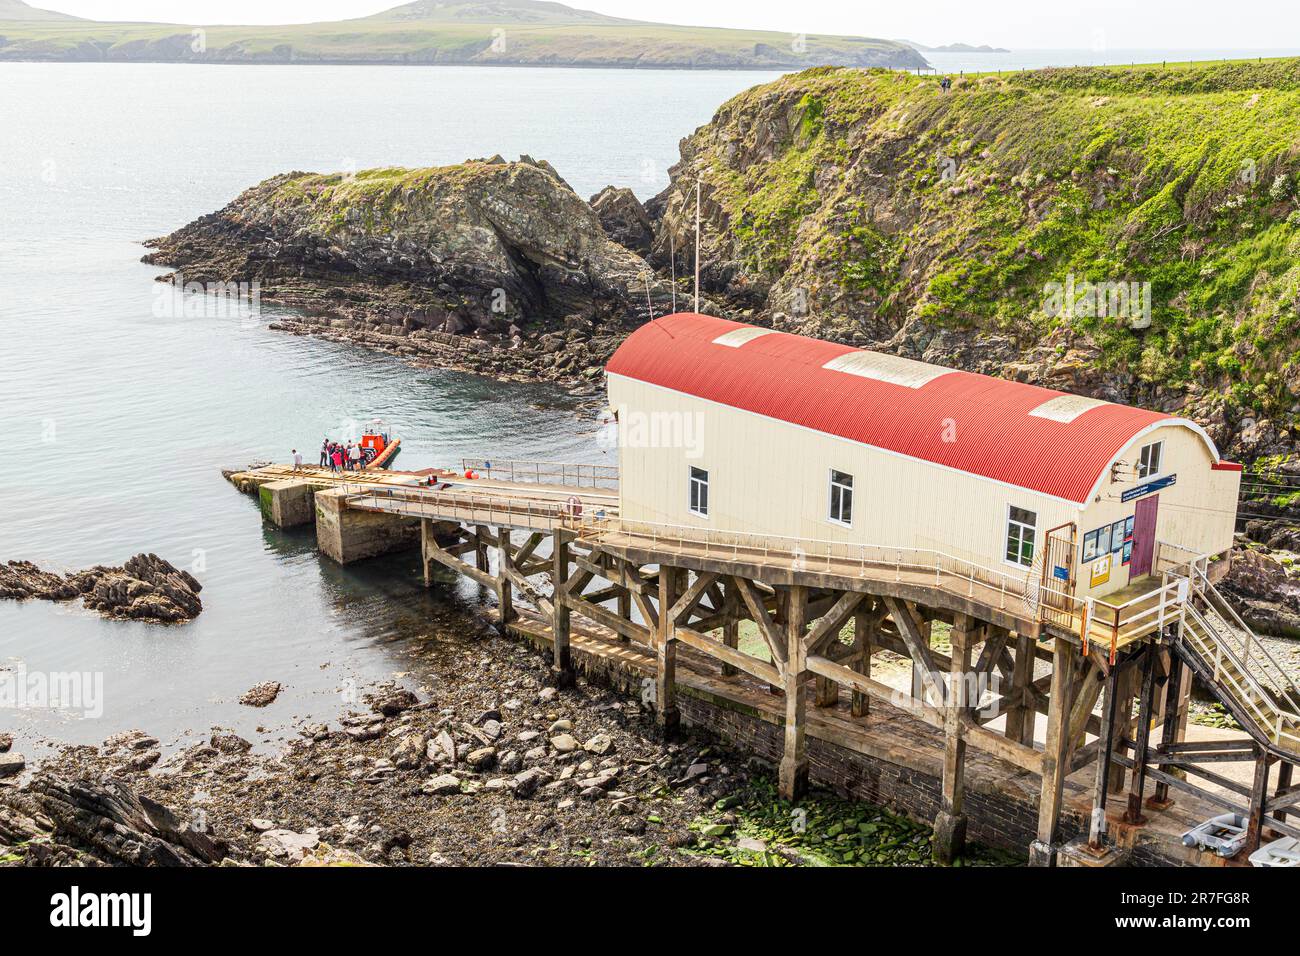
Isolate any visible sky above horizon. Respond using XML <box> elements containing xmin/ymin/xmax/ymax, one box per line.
<box><xmin>23</xmin><ymin>0</ymin><xmax>1300</xmax><ymax>51</ymax></box>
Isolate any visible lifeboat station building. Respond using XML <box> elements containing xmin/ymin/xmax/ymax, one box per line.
<box><xmin>606</xmin><ymin>312</ymin><xmax>1240</xmax><ymax>609</ymax></box>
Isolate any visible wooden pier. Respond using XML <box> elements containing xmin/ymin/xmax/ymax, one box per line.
<box><xmin>227</xmin><ymin>457</ymin><xmax>1300</xmax><ymax>866</ymax></box>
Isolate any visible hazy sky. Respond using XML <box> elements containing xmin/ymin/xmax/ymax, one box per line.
<box><xmin>29</xmin><ymin>0</ymin><xmax>1300</xmax><ymax>51</ymax></box>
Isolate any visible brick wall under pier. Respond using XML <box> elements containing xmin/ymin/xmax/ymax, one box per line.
<box><xmin>505</xmin><ymin>612</ymin><xmax>1206</xmax><ymax>867</ymax></box>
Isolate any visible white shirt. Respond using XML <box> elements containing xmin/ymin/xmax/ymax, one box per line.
<box><xmin>293</xmin><ymin>453</ymin><xmax>303</xmax><ymax>467</ymax></box>
<box><xmin>350</xmin><ymin>446</ymin><xmax>361</xmax><ymax>460</ymax></box>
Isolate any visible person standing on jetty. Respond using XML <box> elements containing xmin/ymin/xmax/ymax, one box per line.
<box><xmin>320</xmin><ymin>439</ymin><xmax>329</xmax><ymax>467</ymax></box>
<box><xmin>349</xmin><ymin>442</ymin><xmax>362</xmax><ymax>471</ymax></box>
<box><xmin>292</xmin><ymin>449</ymin><xmax>303</xmax><ymax>472</ymax></box>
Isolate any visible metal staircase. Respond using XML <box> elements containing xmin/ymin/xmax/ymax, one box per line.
<box><xmin>1175</xmin><ymin>567</ymin><xmax>1300</xmax><ymax>759</ymax></box>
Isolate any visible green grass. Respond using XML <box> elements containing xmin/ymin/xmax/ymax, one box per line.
<box><xmin>693</xmin><ymin>59</ymin><xmax>1300</xmax><ymax>420</ymax></box>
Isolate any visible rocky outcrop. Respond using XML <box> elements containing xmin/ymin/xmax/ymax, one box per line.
<box><xmin>0</xmin><ymin>553</ymin><xmax>202</xmax><ymax>623</ymax></box>
<box><xmin>1221</xmin><ymin>546</ymin><xmax>1300</xmax><ymax>638</ymax></box>
<box><xmin>589</xmin><ymin>186</ymin><xmax>654</xmax><ymax>254</ymax></box>
<box><xmin>0</xmin><ymin>775</ymin><xmax>226</xmax><ymax>866</ymax></box>
<box><xmin>143</xmin><ymin>156</ymin><xmax>673</xmax><ymax>390</ymax></box>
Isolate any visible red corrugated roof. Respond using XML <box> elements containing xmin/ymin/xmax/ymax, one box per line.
<box><xmin>606</xmin><ymin>313</ymin><xmax>1219</xmax><ymax>504</ymax></box>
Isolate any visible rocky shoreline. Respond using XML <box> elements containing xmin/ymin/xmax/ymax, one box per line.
<box><xmin>0</xmin><ymin>621</ymin><xmax>1016</xmax><ymax>868</ymax></box>
<box><xmin>0</xmin><ymin>553</ymin><xmax>202</xmax><ymax>624</ymax></box>
<box><xmin>140</xmin><ymin>158</ymin><xmax>684</xmax><ymax>394</ymax></box>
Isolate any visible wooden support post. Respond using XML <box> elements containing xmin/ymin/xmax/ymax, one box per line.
<box><xmin>656</xmin><ymin>565</ymin><xmax>681</xmax><ymax>738</ymax></box>
<box><xmin>1088</xmin><ymin>666</ymin><xmax>1121</xmax><ymax>849</ymax></box>
<box><xmin>474</xmin><ymin>524</ymin><xmax>490</xmax><ymax>574</ymax></box>
<box><xmin>815</xmin><ymin>675</ymin><xmax>839</xmax><ymax>709</ymax></box>
<box><xmin>1150</xmin><ymin>652</ymin><xmax>1183</xmax><ymax>809</ymax></box>
<box><xmin>722</xmin><ymin>587</ymin><xmax>743</xmax><ymax>676</ymax></box>
<box><xmin>1246</xmin><ymin>747</ymin><xmax>1270</xmax><ymax>854</ymax></box>
<box><xmin>617</xmin><ymin>588</ymin><xmax>632</xmax><ymax>644</ymax></box>
<box><xmin>778</xmin><ymin>585</ymin><xmax>809</xmax><ymax>801</ymax></box>
<box><xmin>911</xmin><ymin>618</ymin><xmax>933</xmax><ymax>704</ymax></box>
<box><xmin>550</xmin><ymin>529</ymin><xmax>574</xmax><ymax>688</ymax></box>
<box><xmin>1123</xmin><ymin>648</ymin><xmax>1158</xmax><ymax>826</ymax></box>
<box><xmin>934</xmin><ymin>616</ymin><xmax>974</xmax><ymax>864</ymax></box>
<box><xmin>851</xmin><ymin>605</ymin><xmax>871</xmax><ymax>718</ymax></box>
<box><xmin>1005</xmin><ymin>632</ymin><xmax>1036</xmax><ymax>747</ymax></box>
<box><xmin>1030</xmin><ymin>638</ymin><xmax>1077</xmax><ymax>867</ymax></box>
<box><xmin>1276</xmin><ymin>762</ymin><xmax>1294</xmax><ymax>825</ymax></box>
<box><xmin>421</xmin><ymin>519</ymin><xmax>433</xmax><ymax>587</ymax></box>
<box><xmin>1108</xmin><ymin>662</ymin><xmax>1139</xmax><ymax>794</ymax></box>
<box><xmin>496</xmin><ymin>528</ymin><xmax>515</xmax><ymax>629</ymax></box>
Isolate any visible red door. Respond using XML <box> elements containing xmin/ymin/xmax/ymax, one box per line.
<box><xmin>1129</xmin><ymin>495</ymin><xmax>1159</xmax><ymax>578</ymax></box>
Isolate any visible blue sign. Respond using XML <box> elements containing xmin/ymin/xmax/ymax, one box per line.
<box><xmin>1121</xmin><ymin>474</ymin><xmax>1176</xmax><ymax>503</ymax></box>
<box><xmin>1053</xmin><ymin>565</ymin><xmax>1070</xmax><ymax>582</ymax></box>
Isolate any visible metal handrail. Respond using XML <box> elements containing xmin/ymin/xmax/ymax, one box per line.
<box><xmin>342</xmin><ymin>484</ymin><xmax>617</xmax><ymax>531</ymax></box>
<box><xmin>1183</xmin><ymin>605</ymin><xmax>1300</xmax><ymax>747</ymax></box>
<box><xmin>1189</xmin><ymin>564</ymin><xmax>1300</xmax><ymax>714</ymax></box>
<box><xmin>459</xmin><ymin>457</ymin><xmax>619</xmax><ymax>490</ymax></box>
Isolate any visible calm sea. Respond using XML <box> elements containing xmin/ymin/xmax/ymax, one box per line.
<box><xmin>0</xmin><ymin>63</ymin><xmax>781</xmax><ymax>756</ymax></box>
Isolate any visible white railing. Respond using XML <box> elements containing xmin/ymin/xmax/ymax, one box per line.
<box><xmin>1183</xmin><ymin>564</ymin><xmax>1300</xmax><ymax>746</ymax></box>
<box><xmin>1183</xmin><ymin>603</ymin><xmax>1300</xmax><ymax>751</ymax></box>
<box><xmin>578</xmin><ymin>514</ymin><xmax>1040</xmax><ymax>612</ymax></box>
<box><xmin>460</xmin><ymin>458</ymin><xmax>619</xmax><ymax>490</ymax></box>
<box><xmin>342</xmin><ymin>484</ymin><xmax>617</xmax><ymax>530</ymax></box>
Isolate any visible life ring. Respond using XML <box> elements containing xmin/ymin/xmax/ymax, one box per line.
<box><xmin>566</xmin><ymin>495</ymin><xmax>583</xmax><ymax>518</ymax></box>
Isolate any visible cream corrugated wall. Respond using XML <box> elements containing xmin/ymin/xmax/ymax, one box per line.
<box><xmin>1074</xmin><ymin>426</ymin><xmax>1239</xmax><ymax>599</ymax></box>
<box><xmin>608</xmin><ymin>373</ymin><xmax>1239</xmax><ymax>602</ymax></box>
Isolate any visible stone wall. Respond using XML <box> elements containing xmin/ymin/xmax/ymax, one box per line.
<box><xmin>315</xmin><ymin>488</ymin><xmax>420</xmax><ymax>564</ymax></box>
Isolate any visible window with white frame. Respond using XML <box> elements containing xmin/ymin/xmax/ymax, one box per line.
<box><xmin>828</xmin><ymin>470</ymin><xmax>853</xmax><ymax>526</ymax></box>
<box><xmin>688</xmin><ymin>466</ymin><xmax>709</xmax><ymax>517</ymax></box>
<box><xmin>1005</xmin><ymin>505</ymin><xmax>1037</xmax><ymax>568</ymax></box>
<box><xmin>1137</xmin><ymin>441</ymin><xmax>1163</xmax><ymax>480</ymax></box>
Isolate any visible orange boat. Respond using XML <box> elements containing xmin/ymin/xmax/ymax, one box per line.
<box><xmin>359</xmin><ymin>419</ymin><xmax>401</xmax><ymax>469</ymax></box>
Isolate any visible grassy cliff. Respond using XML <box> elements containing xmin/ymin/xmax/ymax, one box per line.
<box><xmin>658</xmin><ymin>59</ymin><xmax>1300</xmax><ymax>454</ymax></box>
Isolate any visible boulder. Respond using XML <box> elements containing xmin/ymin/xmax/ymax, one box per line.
<box><xmin>590</xmin><ymin>186</ymin><xmax>654</xmax><ymax>254</ymax></box>
<box><xmin>392</xmin><ymin>733</ymin><xmax>429</xmax><ymax>770</ymax></box>
<box><xmin>550</xmin><ymin>733</ymin><xmax>580</xmax><ymax>753</ymax></box>
<box><xmin>423</xmin><ymin>774</ymin><xmax>462</xmax><ymax>796</ymax></box>
<box><xmin>0</xmin><ymin>753</ymin><xmax>25</xmax><ymax>778</ymax></box>
<box><xmin>239</xmin><ymin>681</ymin><xmax>282</xmax><ymax>708</ymax></box>
<box><xmin>367</xmin><ymin>686</ymin><xmax>419</xmax><ymax>717</ymax></box>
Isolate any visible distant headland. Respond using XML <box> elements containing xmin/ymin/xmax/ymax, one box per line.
<box><xmin>0</xmin><ymin>0</ymin><xmax>931</xmax><ymax>70</ymax></box>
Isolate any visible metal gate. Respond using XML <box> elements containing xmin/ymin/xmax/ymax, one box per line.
<box><xmin>1039</xmin><ymin>522</ymin><xmax>1077</xmax><ymax>629</ymax></box>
